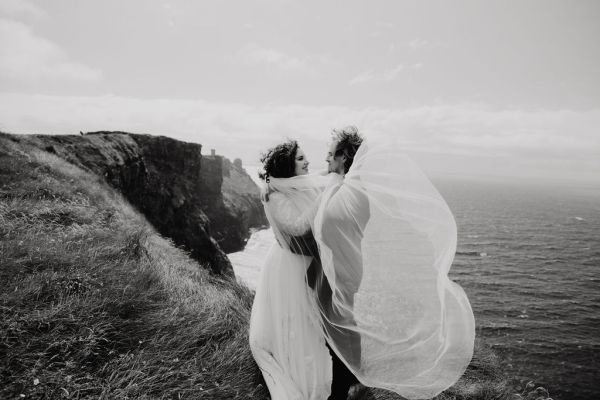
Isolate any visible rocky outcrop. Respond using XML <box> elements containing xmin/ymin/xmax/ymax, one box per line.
<box><xmin>208</xmin><ymin>157</ymin><xmax>267</xmax><ymax>252</ymax></box>
<box><xmin>19</xmin><ymin>131</ymin><xmax>266</xmax><ymax>276</ymax></box>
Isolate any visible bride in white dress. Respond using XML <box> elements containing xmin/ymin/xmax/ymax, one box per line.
<box><xmin>249</xmin><ymin>140</ymin><xmax>332</xmax><ymax>400</ymax></box>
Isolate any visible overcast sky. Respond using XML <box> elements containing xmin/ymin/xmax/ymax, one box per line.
<box><xmin>1</xmin><ymin>0</ymin><xmax>599</xmax><ymax>184</ymax></box>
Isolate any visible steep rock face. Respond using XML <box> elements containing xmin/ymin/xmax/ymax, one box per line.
<box><xmin>208</xmin><ymin>157</ymin><xmax>267</xmax><ymax>252</ymax></box>
<box><xmin>20</xmin><ymin>131</ymin><xmax>265</xmax><ymax>275</ymax></box>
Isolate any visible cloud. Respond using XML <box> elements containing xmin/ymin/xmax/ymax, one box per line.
<box><xmin>0</xmin><ymin>0</ymin><xmax>44</xmax><ymax>20</ymax></box>
<box><xmin>407</xmin><ymin>38</ymin><xmax>446</xmax><ymax>51</ymax></box>
<box><xmin>375</xmin><ymin>21</ymin><xmax>394</xmax><ymax>29</ymax></box>
<box><xmin>238</xmin><ymin>43</ymin><xmax>312</xmax><ymax>73</ymax></box>
<box><xmin>0</xmin><ymin>19</ymin><xmax>102</xmax><ymax>82</ymax></box>
<box><xmin>1</xmin><ymin>93</ymin><xmax>598</xmax><ymax>184</ymax></box>
<box><xmin>369</xmin><ymin>21</ymin><xmax>395</xmax><ymax>37</ymax></box>
<box><xmin>349</xmin><ymin>64</ymin><xmax>425</xmax><ymax>85</ymax></box>
<box><xmin>408</xmin><ymin>38</ymin><xmax>429</xmax><ymax>49</ymax></box>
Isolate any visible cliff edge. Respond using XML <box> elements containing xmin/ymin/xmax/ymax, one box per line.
<box><xmin>13</xmin><ymin>131</ymin><xmax>266</xmax><ymax>275</ymax></box>
<box><xmin>212</xmin><ymin>157</ymin><xmax>267</xmax><ymax>252</ymax></box>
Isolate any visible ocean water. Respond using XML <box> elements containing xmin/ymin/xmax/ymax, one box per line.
<box><xmin>229</xmin><ymin>178</ymin><xmax>600</xmax><ymax>400</ymax></box>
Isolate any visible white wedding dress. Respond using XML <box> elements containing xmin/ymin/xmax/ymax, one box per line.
<box><xmin>249</xmin><ymin>182</ymin><xmax>332</xmax><ymax>400</ymax></box>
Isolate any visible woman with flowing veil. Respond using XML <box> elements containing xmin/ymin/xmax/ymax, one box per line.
<box><xmin>249</xmin><ymin>140</ymin><xmax>333</xmax><ymax>400</ymax></box>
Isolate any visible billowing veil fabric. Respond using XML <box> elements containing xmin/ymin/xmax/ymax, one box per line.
<box><xmin>309</xmin><ymin>140</ymin><xmax>476</xmax><ymax>399</ymax></box>
<box><xmin>249</xmin><ymin>174</ymin><xmax>333</xmax><ymax>400</ymax></box>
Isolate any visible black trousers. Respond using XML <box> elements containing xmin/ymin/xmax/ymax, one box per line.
<box><xmin>326</xmin><ymin>342</ymin><xmax>359</xmax><ymax>400</ymax></box>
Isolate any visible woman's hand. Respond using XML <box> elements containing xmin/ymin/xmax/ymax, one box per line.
<box><xmin>261</xmin><ymin>185</ymin><xmax>274</xmax><ymax>202</ymax></box>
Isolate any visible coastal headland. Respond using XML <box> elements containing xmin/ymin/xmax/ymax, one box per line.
<box><xmin>0</xmin><ymin>131</ymin><xmax>543</xmax><ymax>399</ymax></box>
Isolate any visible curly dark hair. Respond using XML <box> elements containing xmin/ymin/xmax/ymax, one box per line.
<box><xmin>332</xmin><ymin>125</ymin><xmax>363</xmax><ymax>173</ymax></box>
<box><xmin>258</xmin><ymin>140</ymin><xmax>299</xmax><ymax>181</ymax></box>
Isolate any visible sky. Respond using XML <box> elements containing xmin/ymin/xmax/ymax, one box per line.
<box><xmin>1</xmin><ymin>0</ymin><xmax>599</xmax><ymax>185</ymax></box>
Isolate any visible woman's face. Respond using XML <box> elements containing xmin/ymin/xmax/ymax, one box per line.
<box><xmin>294</xmin><ymin>148</ymin><xmax>309</xmax><ymax>176</ymax></box>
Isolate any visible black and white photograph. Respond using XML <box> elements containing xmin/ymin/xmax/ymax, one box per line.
<box><xmin>0</xmin><ymin>1</ymin><xmax>598</xmax><ymax>399</ymax></box>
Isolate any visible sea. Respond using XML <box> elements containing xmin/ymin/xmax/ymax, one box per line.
<box><xmin>229</xmin><ymin>177</ymin><xmax>600</xmax><ymax>400</ymax></box>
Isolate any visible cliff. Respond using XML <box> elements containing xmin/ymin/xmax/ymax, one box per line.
<box><xmin>214</xmin><ymin>157</ymin><xmax>267</xmax><ymax>252</ymax></box>
<box><xmin>0</xmin><ymin>132</ymin><xmax>264</xmax><ymax>398</ymax></box>
<box><xmin>12</xmin><ymin>131</ymin><xmax>266</xmax><ymax>275</ymax></box>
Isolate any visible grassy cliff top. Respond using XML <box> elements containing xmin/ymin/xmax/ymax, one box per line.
<box><xmin>0</xmin><ymin>134</ymin><xmax>264</xmax><ymax>399</ymax></box>
<box><xmin>0</xmin><ymin>132</ymin><xmax>545</xmax><ymax>399</ymax></box>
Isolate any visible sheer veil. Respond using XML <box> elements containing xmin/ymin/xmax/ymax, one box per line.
<box><xmin>310</xmin><ymin>139</ymin><xmax>475</xmax><ymax>399</ymax></box>
<box><xmin>262</xmin><ymin>139</ymin><xmax>475</xmax><ymax>399</ymax></box>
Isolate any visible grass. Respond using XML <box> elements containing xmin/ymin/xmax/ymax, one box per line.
<box><xmin>0</xmin><ymin>132</ymin><xmax>550</xmax><ymax>399</ymax></box>
<box><xmin>0</xmin><ymin>134</ymin><xmax>265</xmax><ymax>399</ymax></box>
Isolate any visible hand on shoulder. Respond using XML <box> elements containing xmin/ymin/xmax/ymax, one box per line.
<box><xmin>261</xmin><ymin>186</ymin><xmax>275</xmax><ymax>202</ymax></box>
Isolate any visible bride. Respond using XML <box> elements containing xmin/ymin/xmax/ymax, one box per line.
<box><xmin>249</xmin><ymin>140</ymin><xmax>332</xmax><ymax>400</ymax></box>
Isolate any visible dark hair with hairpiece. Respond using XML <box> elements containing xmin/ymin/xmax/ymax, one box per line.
<box><xmin>332</xmin><ymin>125</ymin><xmax>363</xmax><ymax>173</ymax></box>
<box><xmin>258</xmin><ymin>140</ymin><xmax>299</xmax><ymax>181</ymax></box>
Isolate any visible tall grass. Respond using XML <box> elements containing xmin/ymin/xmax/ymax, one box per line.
<box><xmin>1</xmin><ymin>135</ymin><xmax>266</xmax><ymax>399</ymax></box>
<box><xmin>0</xmin><ymin>133</ymin><xmax>549</xmax><ymax>399</ymax></box>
